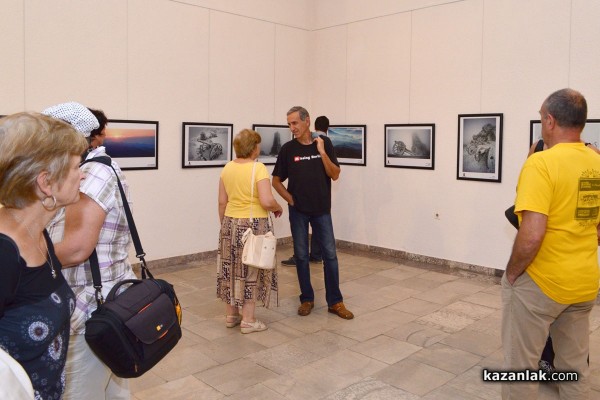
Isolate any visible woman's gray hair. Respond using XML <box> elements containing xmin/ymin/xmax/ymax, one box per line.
<box><xmin>0</xmin><ymin>112</ymin><xmax>87</xmax><ymax>208</ymax></box>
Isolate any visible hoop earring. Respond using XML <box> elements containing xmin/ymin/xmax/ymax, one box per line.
<box><xmin>41</xmin><ymin>195</ymin><xmax>57</xmax><ymax>211</ymax></box>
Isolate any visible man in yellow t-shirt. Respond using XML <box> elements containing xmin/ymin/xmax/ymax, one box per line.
<box><xmin>502</xmin><ymin>89</ymin><xmax>600</xmax><ymax>399</ymax></box>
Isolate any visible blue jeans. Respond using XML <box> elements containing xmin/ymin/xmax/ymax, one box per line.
<box><xmin>309</xmin><ymin>231</ymin><xmax>322</xmax><ymax>260</ymax></box>
<box><xmin>289</xmin><ymin>206</ymin><xmax>343</xmax><ymax>307</ymax></box>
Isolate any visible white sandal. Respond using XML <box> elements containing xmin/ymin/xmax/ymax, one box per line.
<box><xmin>225</xmin><ymin>315</ymin><xmax>242</xmax><ymax>328</ymax></box>
<box><xmin>240</xmin><ymin>319</ymin><xmax>268</xmax><ymax>334</ymax></box>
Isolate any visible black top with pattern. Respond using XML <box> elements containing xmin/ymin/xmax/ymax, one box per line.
<box><xmin>0</xmin><ymin>231</ymin><xmax>75</xmax><ymax>400</ymax></box>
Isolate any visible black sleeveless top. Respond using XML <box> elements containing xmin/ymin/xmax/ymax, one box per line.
<box><xmin>0</xmin><ymin>231</ymin><xmax>75</xmax><ymax>400</ymax></box>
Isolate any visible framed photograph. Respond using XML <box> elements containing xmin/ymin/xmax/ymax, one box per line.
<box><xmin>457</xmin><ymin>114</ymin><xmax>503</xmax><ymax>182</ymax></box>
<box><xmin>182</xmin><ymin>122</ymin><xmax>232</xmax><ymax>168</ymax></box>
<box><xmin>252</xmin><ymin>124</ymin><xmax>293</xmax><ymax>165</ymax></box>
<box><xmin>384</xmin><ymin>124</ymin><xmax>435</xmax><ymax>169</ymax></box>
<box><xmin>530</xmin><ymin>119</ymin><xmax>600</xmax><ymax>148</ymax></box>
<box><xmin>327</xmin><ymin>125</ymin><xmax>367</xmax><ymax>166</ymax></box>
<box><xmin>104</xmin><ymin>119</ymin><xmax>158</xmax><ymax>170</ymax></box>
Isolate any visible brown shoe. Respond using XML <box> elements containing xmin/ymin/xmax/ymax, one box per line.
<box><xmin>328</xmin><ymin>302</ymin><xmax>354</xmax><ymax>319</ymax></box>
<box><xmin>298</xmin><ymin>301</ymin><xmax>314</xmax><ymax>316</ymax></box>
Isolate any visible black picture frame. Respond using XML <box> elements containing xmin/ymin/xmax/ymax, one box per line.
<box><xmin>384</xmin><ymin>124</ymin><xmax>435</xmax><ymax>169</ymax></box>
<box><xmin>457</xmin><ymin>114</ymin><xmax>503</xmax><ymax>182</ymax></box>
<box><xmin>104</xmin><ymin>119</ymin><xmax>159</xmax><ymax>170</ymax></box>
<box><xmin>181</xmin><ymin>122</ymin><xmax>233</xmax><ymax>168</ymax></box>
<box><xmin>252</xmin><ymin>124</ymin><xmax>293</xmax><ymax>165</ymax></box>
<box><xmin>327</xmin><ymin>125</ymin><xmax>367</xmax><ymax>166</ymax></box>
<box><xmin>530</xmin><ymin>119</ymin><xmax>600</xmax><ymax>148</ymax></box>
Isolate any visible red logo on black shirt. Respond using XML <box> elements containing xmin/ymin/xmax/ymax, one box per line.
<box><xmin>294</xmin><ymin>156</ymin><xmax>300</xmax><ymax>162</ymax></box>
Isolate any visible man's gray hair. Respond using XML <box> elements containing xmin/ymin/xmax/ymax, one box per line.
<box><xmin>543</xmin><ymin>88</ymin><xmax>587</xmax><ymax>130</ymax></box>
<box><xmin>287</xmin><ymin>106</ymin><xmax>309</xmax><ymax>121</ymax></box>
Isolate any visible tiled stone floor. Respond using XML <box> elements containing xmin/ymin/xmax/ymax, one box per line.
<box><xmin>130</xmin><ymin>245</ymin><xmax>600</xmax><ymax>399</ymax></box>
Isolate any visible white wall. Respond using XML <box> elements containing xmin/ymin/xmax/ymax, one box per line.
<box><xmin>309</xmin><ymin>0</ymin><xmax>600</xmax><ymax>270</ymax></box>
<box><xmin>1</xmin><ymin>0</ymin><xmax>599</xmax><ymax>270</ymax></box>
<box><xmin>0</xmin><ymin>0</ymin><xmax>309</xmax><ymax>260</ymax></box>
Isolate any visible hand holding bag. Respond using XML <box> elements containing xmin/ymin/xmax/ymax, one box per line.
<box><xmin>241</xmin><ymin>161</ymin><xmax>277</xmax><ymax>270</ymax></box>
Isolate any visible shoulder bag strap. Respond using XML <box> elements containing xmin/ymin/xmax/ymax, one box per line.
<box><xmin>247</xmin><ymin>161</ymin><xmax>274</xmax><ymax>233</ymax></box>
<box><xmin>248</xmin><ymin>161</ymin><xmax>257</xmax><ymax>224</ymax></box>
<box><xmin>81</xmin><ymin>156</ymin><xmax>152</xmax><ymax>306</ymax></box>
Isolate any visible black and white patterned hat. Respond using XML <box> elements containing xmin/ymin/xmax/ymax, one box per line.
<box><xmin>41</xmin><ymin>102</ymin><xmax>99</xmax><ymax>137</ymax></box>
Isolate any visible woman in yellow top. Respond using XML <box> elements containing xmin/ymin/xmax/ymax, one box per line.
<box><xmin>217</xmin><ymin>129</ymin><xmax>283</xmax><ymax>333</ymax></box>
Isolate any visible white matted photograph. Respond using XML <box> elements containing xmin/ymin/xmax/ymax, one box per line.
<box><xmin>252</xmin><ymin>124</ymin><xmax>293</xmax><ymax>165</ymax></box>
<box><xmin>384</xmin><ymin>124</ymin><xmax>435</xmax><ymax>169</ymax></box>
<box><xmin>457</xmin><ymin>114</ymin><xmax>503</xmax><ymax>182</ymax></box>
<box><xmin>182</xmin><ymin>122</ymin><xmax>232</xmax><ymax>168</ymax></box>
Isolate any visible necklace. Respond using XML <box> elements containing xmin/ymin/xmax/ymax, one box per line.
<box><xmin>8</xmin><ymin>209</ymin><xmax>57</xmax><ymax>279</ymax></box>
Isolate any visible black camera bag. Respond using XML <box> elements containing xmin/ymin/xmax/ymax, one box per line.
<box><xmin>85</xmin><ymin>278</ymin><xmax>182</xmax><ymax>378</ymax></box>
<box><xmin>81</xmin><ymin>156</ymin><xmax>182</xmax><ymax>378</ymax></box>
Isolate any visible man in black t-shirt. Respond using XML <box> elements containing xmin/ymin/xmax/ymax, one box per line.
<box><xmin>281</xmin><ymin>116</ymin><xmax>329</xmax><ymax>267</ymax></box>
<box><xmin>272</xmin><ymin>106</ymin><xmax>353</xmax><ymax>319</ymax></box>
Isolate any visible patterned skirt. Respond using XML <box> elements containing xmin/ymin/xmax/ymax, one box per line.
<box><xmin>217</xmin><ymin>216</ymin><xmax>278</xmax><ymax>308</ymax></box>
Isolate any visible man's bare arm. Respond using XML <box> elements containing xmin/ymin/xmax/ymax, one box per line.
<box><xmin>506</xmin><ymin>210</ymin><xmax>547</xmax><ymax>284</ymax></box>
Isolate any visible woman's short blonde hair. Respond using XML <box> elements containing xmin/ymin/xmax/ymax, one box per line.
<box><xmin>233</xmin><ymin>129</ymin><xmax>261</xmax><ymax>159</ymax></box>
<box><xmin>0</xmin><ymin>112</ymin><xmax>88</xmax><ymax>208</ymax></box>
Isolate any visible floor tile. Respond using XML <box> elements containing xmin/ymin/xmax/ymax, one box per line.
<box><xmin>436</xmin><ymin>278</ymin><xmax>493</xmax><ymax>294</ymax></box>
<box><xmin>244</xmin><ymin>342</ymin><xmax>322</xmax><ymax>374</ymax></box>
<box><xmin>461</xmin><ymin>291</ymin><xmax>503</xmax><ymax>309</ymax></box>
<box><xmin>373</xmin><ymin>358</ymin><xmax>456</xmax><ymax>396</ymax></box>
<box><xmin>416</xmin><ymin>301</ymin><xmax>495</xmax><ymax>333</ymax></box>
<box><xmin>185</xmin><ymin>317</ymin><xmax>240</xmax><ymax>341</ymax></box>
<box><xmin>242</xmin><ymin>321</ymin><xmax>305</xmax><ymax>348</ymax></box>
<box><xmin>290</xmin><ymin>329</ymin><xmax>358</xmax><ymax>357</ymax></box>
<box><xmin>330</xmin><ymin>309</ymin><xmax>416</xmax><ymax>342</ymax></box>
<box><xmin>440</xmin><ymin>328</ymin><xmax>501</xmax><ymax>357</ymax></box>
<box><xmin>149</xmin><ymin>343</ymin><xmax>219</xmax><ymax>381</ymax></box>
<box><xmin>350</xmin><ymin>334</ymin><xmax>422</xmax><ymax>364</ymax></box>
<box><xmin>374</xmin><ymin>283</ymin><xmax>421</xmax><ymax>301</ymax></box>
<box><xmin>195</xmin><ymin>332</ymin><xmax>268</xmax><ymax>364</ymax></box>
<box><xmin>130</xmin><ymin>370</ymin><xmax>166</xmax><ymax>394</ymax></box>
<box><xmin>395</xmin><ymin>276</ymin><xmax>444</xmax><ymax>292</ymax></box>
<box><xmin>421</xmin><ymin>385</ymin><xmax>487</xmax><ymax>400</ymax></box>
<box><xmin>418</xmin><ymin>271</ymin><xmax>461</xmax><ymax>283</ymax></box>
<box><xmin>389</xmin><ymin>297</ymin><xmax>444</xmax><ymax>316</ymax></box>
<box><xmin>225</xmin><ymin>384</ymin><xmax>287</xmax><ymax>400</ymax></box>
<box><xmin>194</xmin><ymin>358</ymin><xmax>279</xmax><ymax>396</ymax></box>
<box><xmin>322</xmin><ymin>377</ymin><xmax>419</xmax><ymax>399</ymax></box>
<box><xmin>412</xmin><ymin>288</ymin><xmax>467</xmax><ymax>306</ymax></box>
<box><xmin>263</xmin><ymin>349</ymin><xmax>388</xmax><ymax>400</ymax></box>
<box><xmin>447</xmin><ymin>365</ymin><xmax>501</xmax><ymax>400</ymax></box>
<box><xmin>352</xmin><ymin>273</ymin><xmax>401</xmax><ymax>288</ymax></box>
<box><xmin>408</xmin><ymin>343</ymin><xmax>482</xmax><ymax>374</ymax></box>
<box><xmin>376</xmin><ymin>265</ymin><xmax>427</xmax><ymax>281</ymax></box>
<box><xmin>385</xmin><ymin>321</ymin><xmax>449</xmax><ymax>347</ymax></box>
<box><xmin>130</xmin><ymin>245</ymin><xmax>599</xmax><ymax>399</ymax></box>
<box><xmin>134</xmin><ymin>376</ymin><xmax>223</xmax><ymax>400</ymax></box>
<box><xmin>345</xmin><ymin>292</ymin><xmax>405</xmax><ymax>311</ymax></box>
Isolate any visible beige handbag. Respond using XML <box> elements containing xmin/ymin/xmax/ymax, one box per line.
<box><xmin>241</xmin><ymin>161</ymin><xmax>277</xmax><ymax>270</ymax></box>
